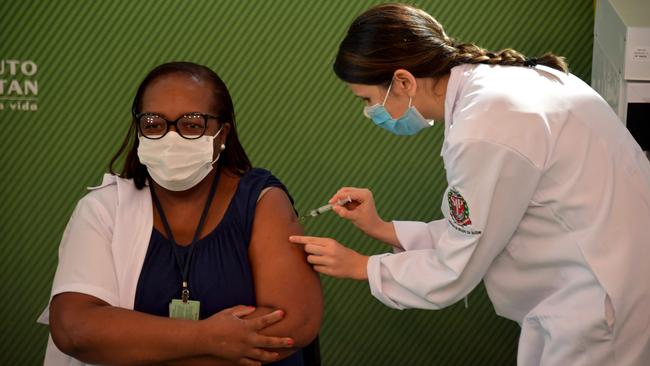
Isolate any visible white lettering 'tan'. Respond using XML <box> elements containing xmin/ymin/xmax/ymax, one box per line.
<box><xmin>0</xmin><ymin>80</ymin><xmax>39</xmax><ymax>96</ymax></box>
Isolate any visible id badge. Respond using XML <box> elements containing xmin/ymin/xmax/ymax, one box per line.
<box><xmin>169</xmin><ymin>299</ymin><xmax>200</xmax><ymax>320</ymax></box>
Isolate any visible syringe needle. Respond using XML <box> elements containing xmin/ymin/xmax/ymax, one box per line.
<box><xmin>300</xmin><ymin>195</ymin><xmax>352</xmax><ymax>221</ymax></box>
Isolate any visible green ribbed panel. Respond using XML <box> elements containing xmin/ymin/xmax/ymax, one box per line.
<box><xmin>0</xmin><ymin>1</ymin><xmax>594</xmax><ymax>364</ymax></box>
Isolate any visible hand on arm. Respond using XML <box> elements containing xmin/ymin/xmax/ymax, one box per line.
<box><xmin>49</xmin><ymin>293</ymin><xmax>293</xmax><ymax>366</ymax></box>
<box><xmin>288</xmin><ymin>236</ymin><xmax>369</xmax><ymax>280</ymax></box>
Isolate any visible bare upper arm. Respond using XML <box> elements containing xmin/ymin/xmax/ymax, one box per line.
<box><xmin>248</xmin><ymin>187</ymin><xmax>323</xmax><ymax>345</ymax></box>
<box><xmin>50</xmin><ymin>292</ymin><xmax>110</xmax><ymax>325</ymax></box>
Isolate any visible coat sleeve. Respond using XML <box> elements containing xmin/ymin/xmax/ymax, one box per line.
<box><xmin>49</xmin><ymin>193</ymin><xmax>120</xmax><ymax>309</ymax></box>
<box><xmin>367</xmin><ymin>139</ymin><xmax>541</xmax><ymax>310</ymax></box>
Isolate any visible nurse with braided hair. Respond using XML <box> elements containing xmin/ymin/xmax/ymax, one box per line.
<box><xmin>290</xmin><ymin>3</ymin><xmax>650</xmax><ymax>365</ymax></box>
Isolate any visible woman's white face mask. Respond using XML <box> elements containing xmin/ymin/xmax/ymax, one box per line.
<box><xmin>137</xmin><ymin>127</ymin><xmax>223</xmax><ymax>191</ymax></box>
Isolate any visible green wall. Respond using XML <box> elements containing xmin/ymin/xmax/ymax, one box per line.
<box><xmin>0</xmin><ymin>1</ymin><xmax>594</xmax><ymax>364</ymax></box>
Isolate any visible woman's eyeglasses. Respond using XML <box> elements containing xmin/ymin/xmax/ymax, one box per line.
<box><xmin>135</xmin><ymin>112</ymin><xmax>221</xmax><ymax>139</ymax></box>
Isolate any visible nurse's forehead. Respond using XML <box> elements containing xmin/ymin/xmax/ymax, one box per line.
<box><xmin>347</xmin><ymin>82</ymin><xmax>381</xmax><ymax>97</ymax></box>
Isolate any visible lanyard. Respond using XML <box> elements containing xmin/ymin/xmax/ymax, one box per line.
<box><xmin>149</xmin><ymin>168</ymin><xmax>220</xmax><ymax>303</ymax></box>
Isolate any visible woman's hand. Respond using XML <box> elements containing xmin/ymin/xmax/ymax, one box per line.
<box><xmin>49</xmin><ymin>293</ymin><xmax>293</xmax><ymax>366</ymax></box>
<box><xmin>289</xmin><ymin>236</ymin><xmax>369</xmax><ymax>280</ymax></box>
<box><xmin>199</xmin><ymin>305</ymin><xmax>294</xmax><ymax>365</ymax></box>
<box><xmin>329</xmin><ymin>187</ymin><xmax>400</xmax><ymax>247</ymax></box>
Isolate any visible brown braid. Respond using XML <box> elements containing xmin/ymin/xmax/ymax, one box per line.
<box><xmin>451</xmin><ymin>42</ymin><xmax>568</xmax><ymax>72</ymax></box>
<box><xmin>334</xmin><ymin>3</ymin><xmax>568</xmax><ymax>86</ymax></box>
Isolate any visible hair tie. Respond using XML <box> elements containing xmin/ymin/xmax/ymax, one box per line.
<box><xmin>524</xmin><ymin>58</ymin><xmax>538</xmax><ymax>67</ymax></box>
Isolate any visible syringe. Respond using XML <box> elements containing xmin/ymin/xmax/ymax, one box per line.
<box><xmin>300</xmin><ymin>195</ymin><xmax>353</xmax><ymax>221</ymax></box>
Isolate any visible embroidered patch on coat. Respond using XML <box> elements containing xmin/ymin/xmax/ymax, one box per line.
<box><xmin>448</xmin><ymin>188</ymin><xmax>472</xmax><ymax>227</ymax></box>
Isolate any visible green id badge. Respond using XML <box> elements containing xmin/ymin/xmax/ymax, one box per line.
<box><xmin>169</xmin><ymin>299</ymin><xmax>200</xmax><ymax>320</ymax></box>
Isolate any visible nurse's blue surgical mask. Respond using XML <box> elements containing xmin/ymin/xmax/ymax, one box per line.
<box><xmin>363</xmin><ymin>79</ymin><xmax>434</xmax><ymax>136</ymax></box>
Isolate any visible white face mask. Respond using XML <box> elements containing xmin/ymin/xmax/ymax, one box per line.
<box><xmin>137</xmin><ymin>128</ymin><xmax>223</xmax><ymax>191</ymax></box>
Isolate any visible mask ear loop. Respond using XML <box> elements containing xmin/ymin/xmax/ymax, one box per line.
<box><xmin>381</xmin><ymin>79</ymin><xmax>394</xmax><ymax>106</ymax></box>
<box><xmin>211</xmin><ymin>126</ymin><xmax>225</xmax><ymax>165</ymax></box>
<box><xmin>383</xmin><ymin>78</ymin><xmax>413</xmax><ymax>110</ymax></box>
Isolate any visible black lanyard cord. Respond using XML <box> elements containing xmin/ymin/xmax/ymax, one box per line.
<box><xmin>149</xmin><ymin>167</ymin><xmax>221</xmax><ymax>300</ymax></box>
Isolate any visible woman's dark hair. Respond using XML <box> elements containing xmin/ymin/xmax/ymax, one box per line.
<box><xmin>334</xmin><ymin>3</ymin><xmax>568</xmax><ymax>85</ymax></box>
<box><xmin>109</xmin><ymin>61</ymin><xmax>252</xmax><ymax>189</ymax></box>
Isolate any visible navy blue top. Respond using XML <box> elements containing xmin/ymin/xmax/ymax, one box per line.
<box><xmin>134</xmin><ymin>168</ymin><xmax>304</xmax><ymax>366</ymax></box>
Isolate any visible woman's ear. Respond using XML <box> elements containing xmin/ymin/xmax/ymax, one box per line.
<box><xmin>392</xmin><ymin>69</ymin><xmax>418</xmax><ymax>98</ymax></box>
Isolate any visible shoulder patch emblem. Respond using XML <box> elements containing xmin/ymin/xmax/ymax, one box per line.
<box><xmin>448</xmin><ymin>188</ymin><xmax>472</xmax><ymax>227</ymax></box>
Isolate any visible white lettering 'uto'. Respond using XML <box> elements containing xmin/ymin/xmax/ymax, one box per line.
<box><xmin>0</xmin><ymin>60</ymin><xmax>38</xmax><ymax>76</ymax></box>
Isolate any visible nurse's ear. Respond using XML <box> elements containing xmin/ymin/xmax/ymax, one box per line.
<box><xmin>391</xmin><ymin>69</ymin><xmax>418</xmax><ymax>98</ymax></box>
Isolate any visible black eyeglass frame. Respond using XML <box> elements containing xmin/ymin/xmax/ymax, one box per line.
<box><xmin>134</xmin><ymin>112</ymin><xmax>222</xmax><ymax>140</ymax></box>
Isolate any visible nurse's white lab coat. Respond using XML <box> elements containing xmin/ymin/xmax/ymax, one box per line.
<box><xmin>367</xmin><ymin>64</ymin><xmax>650</xmax><ymax>365</ymax></box>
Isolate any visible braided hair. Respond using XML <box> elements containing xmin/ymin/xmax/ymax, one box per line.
<box><xmin>334</xmin><ymin>3</ymin><xmax>567</xmax><ymax>85</ymax></box>
<box><xmin>452</xmin><ymin>42</ymin><xmax>566</xmax><ymax>70</ymax></box>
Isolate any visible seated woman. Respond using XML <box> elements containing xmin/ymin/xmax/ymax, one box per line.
<box><xmin>40</xmin><ymin>61</ymin><xmax>323</xmax><ymax>365</ymax></box>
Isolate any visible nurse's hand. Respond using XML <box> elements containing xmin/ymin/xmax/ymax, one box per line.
<box><xmin>289</xmin><ymin>235</ymin><xmax>369</xmax><ymax>280</ymax></box>
<box><xmin>330</xmin><ymin>187</ymin><xmax>400</xmax><ymax>247</ymax></box>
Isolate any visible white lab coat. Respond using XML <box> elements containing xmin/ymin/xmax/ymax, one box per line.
<box><xmin>367</xmin><ymin>64</ymin><xmax>650</xmax><ymax>365</ymax></box>
<box><xmin>38</xmin><ymin>175</ymin><xmax>154</xmax><ymax>365</ymax></box>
